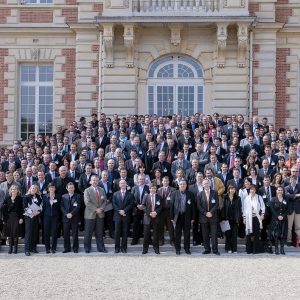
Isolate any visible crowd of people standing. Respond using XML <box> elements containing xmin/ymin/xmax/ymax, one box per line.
<box><xmin>0</xmin><ymin>112</ymin><xmax>299</xmax><ymax>256</ymax></box>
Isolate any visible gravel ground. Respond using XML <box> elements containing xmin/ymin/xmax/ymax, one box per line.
<box><xmin>1</xmin><ymin>255</ymin><xmax>300</xmax><ymax>299</ymax></box>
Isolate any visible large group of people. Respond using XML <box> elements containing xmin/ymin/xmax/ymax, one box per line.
<box><xmin>0</xmin><ymin>112</ymin><xmax>299</xmax><ymax>256</ymax></box>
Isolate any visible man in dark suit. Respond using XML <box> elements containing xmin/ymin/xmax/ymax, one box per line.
<box><xmin>170</xmin><ymin>179</ymin><xmax>195</xmax><ymax>255</ymax></box>
<box><xmin>83</xmin><ymin>175</ymin><xmax>107</xmax><ymax>253</ymax></box>
<box><xmin>131</xmin><ymin>174</ymin><xmax>150</xmax><ymax>245</ymax></box>
<box><xmin>67</xmin><ymin>161</ymin><xmax>81</xmax><ymax>192</ymax></box>
<box><xmin>20</xmin><ymin>167</ymin><xmax>37</xmax><ymax>195</ymax></box>
<box><xmin>197</xmin><ymin>178</ymin><xmax>220</xmax><ymax>255</ymax></box>
<box><xmin>260</xmin><ymin>145</ymin><xmax>278</xmax><ymax>170</ymax></box>
<box><xmin>243</xmin><ymin>135</ymin><xmax>262</xmax><ymax>158</ymax></box>
<box><xmin>216</xmin><ymin>163</ymin><xmax>233</xmax><ymax>192</ymax></box>
<box><xmin>227</xmin><ymin>168</ymin><xmax>244</xmax><ymax>192</ymax></box>
<box><xmin>157</xmin><ymin>176</ymin><xmax>175</xmax><ymax>246</ymax></box>
<box><xmin>99</xmin><ymin>170</ymin><xmax>114</xmax><ymax>238</ymax></box>
<box><xmin>258</xmin><ymin>159</ymin><xmax>273</xmax><ymax>178</ymax></box>
<box><xmin>144</xmin><ymin>141</ymin><xmax>158</xmax><ymax>175</ymax></box>
<box><xmin>53</xmin><ymin>166</ymin><xmax>74</xmax><ymax>196</ymax></box>
<box><xmin>112</xmin><ymin>179</ymin><xmax>134</xmax><ymax>253</ymax></box>
<box><xmin>113</xmin><ymin>169</ymin><xmax>134</xmax><ymax>192</ymax></box>
<box><xmin>258</xmin><ymin>175</ymin><xmax>276</xmax><ymax>253</ymax></box>
<box><xmin>45</xmin><ymin>162</ymin><xmax>59</xmax><ymax>183</ymax></box>
<box><xmin>142</xmin><ymin>184</ymin><xmax>162</xmax><ymax>254</ymax></box>
<box><xmin>285</xmin><ymin>175</ymin><xmax>300</xmax><ymax>246</ymax></box>
<box><xmin>185</xmin><ymin>159</ymin><xmax>203</xmax><ymax>185</ymax></box>
<box><xmin>188</xmin><ymin>172</ymin><xmax>204</xmax><ymax>246</ymax></box>
<box><xmin>152</xmin><ymin>151</ymin><xmax>172</xmax><ymax>180</ymax></box>
<box><xmin>61</xmin><ymin>182</ymin><xmax>81</xmax><ymax>253</ymax></box>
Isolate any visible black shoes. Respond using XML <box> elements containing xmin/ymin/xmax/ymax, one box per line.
<box><xmin>85</xmin><ymin>249</ymin><xmax>90</xmax><ymax>254</ymax></box>
<box><xmin>46</xmin><ymin>250</ymin><xmax>50</xmax><ymax>254</ymax></box>
<box><xmin>280</xmin><ymin>246</ymin><xmax>285</xmax><ymax>255</ymax></box>
<box><xmin>99</xmin><ymin>248</ymin><xmax>108</xmax><ymax>253</ymax></box>
<box><xmin>25</xmin><ymin>252</ymin><xmax>31</xmax><ymax>256</ymax></box>
<box><xmin>73</xmin><ymin>250</ymin><xmax>78</xmax><ymax>253</ymax></box>
<box><xmin>131</xmin><ymin>240</ymin><xmax>138</xmax><ymax>245</ymax></box>
<box><xmin>63</xmin><ymin>249</ymin><xmax>70</xmax><ymax>253</ymax></box>
<box><xmin>51</xmin><ymin>250</ymin><xmax>56</xmax><ymax>254</ymax></box>
<box><xmin>8</xmin><ymin>246</ymin><xmax>13</xmax><ymax>254</ymax></box>
<box><xmin>213</xmin><ymin>251</ymin><xmax>220</xmax><ymax>256</ymax></box>
<box><xmin>115</xmin><ymin>249</ymin><xmax>120</xmax><ymax>253</ymax></box>
<box><xmin>202</xmin><ymin>250</ymin><xmax>211</xmax><ymax>255</ymax></box>
<box><xmin>32</xmin><ymin>249</ymin><xmax>39</xmax><ymax>254</ymax></box>
<box><xmin>142</xmin><ymin>250</ymin><xmax>148</xmax><ymax>254</ymax></box>
<box><xmin>121</xmin><ymin>248</ymin><xmax>127</xmax><ymax>253</ymax></box>
<box><xmin>155</xmin><ymin>249</ymin><xmax>160</xmax><ymax>255</ymax></box>
<box><xmin>176</xmin><ymin>250</ymin><xmax>180</xmax><ymax>255</ymax></box>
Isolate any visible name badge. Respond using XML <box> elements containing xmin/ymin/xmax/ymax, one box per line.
<box><xmin>212</xmin><ymin>199</ymin><xmax>216</xmax><ymax>204</ymax></box>
<box><xmin>101</xmin><ymin>196</ymin><xmax>104</xmax><ymax>200</ymax></box>
<box><xmin>187</xmin><ymin>200</ymin><xmax>191</xmax><ymax>205</ymax></box>
<box><xmin>127</xmin><ymin>186</ymin><xmax>131</xmax><ymax>190</ymax></box>
<box><xmin>156</xmin><ymin>201</ymin><xmax>160</xmax><ymax>206</ymax></box>
<box><xmin>73</xmin><ymin>203</ymin><xmax>78</xmax><ymax>207</ymax></box>
<box><xmin>283</xmin><ymin>201</ymin><xmax>287</xmax><ymax>205</ymax></box>
<box><xmin>43</xmin><ymin>190</ymin><xmax>47</xmax><ymax>194</ymax></box>
<box><xmin>174</xmin><ymin>155</ymin><xmax>177</xmax><ymax>159</ymax></box>
<box><xmin>271</xmin><ymin>162</ymin><xmax>275</xmax><ymax>166</ymax></box>
<box><xmin>164</xmin><ymin>168</ymin><xmax>167</xmax><ymax>173</ymax></box>
<box><xmin>75</xmin><ymin>179</ymin><xmax>79</xmax><ymax>183</ymax></box>
<box><xmin>189</xmin><ymin>144</ymin><xmax>192</xmax><ymax>148</ymax></box>
<box><xmin>139</xmin><ymin>151</ymin><xmax>142</xmax><ymax>155</ymax></box>
<box><xmin>217</xmin><ymin>170</ymin><xmax>221</xmax><ymax>174</ymax></box>
<box><xmin>109</xmin><ymin>190</ymin><xmax>112</xmax><ymax>194</ymax></box>
<box><xmin>263</xmin><ymin>195</ymin><xmax>267</xmax><ymax>199</ymax></box>
<box><xmin>55</xmin><ymin>160</ymin><xmax>59</xmax><ymax>164</ymax></box>
<box><xmin>33</xmin><ymin>199</ymin><xmax>38</xmax><ymax>203</ymax></box>
<box><xmin>167</xmin><ymin>196</ymin><xmax>171</xmax><ymax>201</ymax></box>
<box><xmin>53</xmin><ymin>199</ymin><xmax>58</xmax><ymax>203</ymax></box>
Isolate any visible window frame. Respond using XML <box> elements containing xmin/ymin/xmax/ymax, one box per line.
<box><xmin>19</xmin><ymin>63</ymin><xmax>54</xmax><ymax>140</ymax></box>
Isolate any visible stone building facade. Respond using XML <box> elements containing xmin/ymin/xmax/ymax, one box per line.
<box><xmin>0</xmin><ymin>0</ymin><xmax>299</xmax><ymax>144</ymax></box>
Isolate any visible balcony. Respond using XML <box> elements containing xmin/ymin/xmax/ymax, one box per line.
<box><xmin>99</xmin><ymin>0</ymin><xmax>250</xmax><ymax>19</ymax></box>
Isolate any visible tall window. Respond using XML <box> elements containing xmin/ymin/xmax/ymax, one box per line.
<box><xmin>148</xmin><ymin>56</ymin><xmax>204</xmax><ymax>116</ymax></box>
<box><xmin>20</xmin><ymin>64</ymin><xmax>53</xmax><ymax>140</ymax></box>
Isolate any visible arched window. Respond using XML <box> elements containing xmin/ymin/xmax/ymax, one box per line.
<box><xmin>148</xmin><ymin>55</ymin><xmax>204</xmax><ymax>115</ymax></box>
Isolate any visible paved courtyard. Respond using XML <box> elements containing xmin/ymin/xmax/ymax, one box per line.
<box><xmin>1</xmin><ymin>254</ymin><xmax>300</xmax><ymax>299</ymax></box>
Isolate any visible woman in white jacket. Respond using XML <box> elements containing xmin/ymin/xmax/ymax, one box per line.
<box><xmin>243</xmin><ymin>185</ymin><xmax>265</xmax><ymax>254</ymax></box>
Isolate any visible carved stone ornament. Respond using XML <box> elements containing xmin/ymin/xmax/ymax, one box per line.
<box><xmin>103</xmin><ymin>24</ymin><xmax>114</xmax><ymax>68</ymax></box>
<box><xmin>237</xmin><ymin>24</ymin><xmax>248</xmax><ymax>68</ymax></box>
<box><xmin>168</xmin><ymin>24</ymin><xmax>183</xmax><ymax>46</ymax></box>
<box><xmin>105</xmin><ymin>0</ymin><xmax>129</xmax><ymax>8</ymax></box>
<box><xmin>223</xmin><ymin>0</ymin><xmax>245</xmax><ymax>8</ymax></box>
<box><xmin>123</xmin><ymin>24</ymin><xmax>135</xmax><ymax>68</ymax></box>
<box><xmin>30</xmin><ymin>48</ymin><xmax>40</xmax><ymax>61</ymax></box>
<box><xmin>216</xmin><ymin>24</ymin><xmax>228</xmax><ymax>68</ymax></box>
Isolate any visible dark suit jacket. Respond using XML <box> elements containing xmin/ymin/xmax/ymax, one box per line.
<box><xmin>144</xmin><ymin>151</ymin><xmax>158</xmax><ymax>175</ymax></box>
<box><xmin>185</xmin><ymin>167</ymin><xmax>203</xmax><ymax>185</ymax></box>
<box><xmin>170</xmin><ymin>190</ymin><xmax>195</xmax><ymax>224</ymax></box>
<box><xmin>217</xmin><ymin>173</ymin><xmax>233</xmax><ymax>189</ymax></box>
<box><xmin>95</xmin><ymin>136</ymin><xmax>110</xmax><ymax>150</ymax></box>
<box><xmin>285</xmin><ymin>184</ymin><xmax>300</xmax><ymax>214</ymax></box>
<box><xmin>157</xmin><ymin>186</ymin><xmax>175</xmax><ymax>209</ymax></box>
<box><xmin>227</xmin><ymin>178</ymin><xmax>244</xmax><ymax>191</ymax></box>
<box><xmin>23</xmin><ymin>194</ymin><xmax>43</xmax><ymax>212</ymax></box>
<box><xmin>221</xmin><ymin>194</ymin><xmax>242</xmax><ymax>224</ymax></box>
<box><xmin>113</xmin><ymin>177</ymin><xmax>134</xmax><ymax>192</ymax></box>
<box><xmin>78</xmin><ymin>173</ymin><xmax>94</xmax><ymax>194</ymax></box>
<box><xmin>45</xmin><ymin>172</ymin><xmax>59</xmax><ymax>183</ymax></box>
<box><xmin>131</xmin><ymin>185</ymin><xmax>150</xmax><ymax>214</ymax></box>
<box><xmin>112</xmin><ymin>190</ymin><xmax>134</xmax><ymax>222</ymax></box>
<box><xmin>53</xmin><ymin>176</ymin><xmax>75</xmax><ymax>196</ymax></box>
<box><xmin>197</xmin><ymin>189</ymin><xmax>219</xmax><ymax>223</ymax></box>
<box><xmin>152</xmin><ymin>161</ymin><xmax>172</xmax><ymax>179</ymax></box>
<box><xmin>61</xmin><ymin>193</ymin><xmax>81</xmax><ymax>222</ymax></box>
<box><xmin>142</xmin><ymin>193</ymin><xmax>162</xmax><ymax>225</ymax></box>
<box><xmin>42</xmin><ymin>194</ymin><xmax>61</xmax><ymax>217</ymax></box>
<box><xmin>20</xmin><ymin>176</ymin><xmax>38</xmax><ymax>195</ymax></box>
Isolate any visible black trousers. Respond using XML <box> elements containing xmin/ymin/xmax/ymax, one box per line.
<box><xmin>84</xmin><ymin>218</ymin><xmax>105</xmax><ymax>251</ymax></box>
<box><xmin>201</xmin><ymin>219</ymin><xmax>218</xmax><ymax>253</ymax></box>
<box><xmin>132</xmin><ymin>212</ymin><xmax>143</xmax><ymax>242</ymax></box>
<box><xmin>225</xmin><ymin>221</ymin><xmax>238</xmax><ymax>252</ymax></box>
<box><xmin>104</xmin><ymin>209</ymin><xmax>114</xmax><ymax>237</ymax></box>
<box><xmin>159</xmin><ymin>208</ymin><xmax>174</xmax><ymax>243</ymax></box>
<box><xmin>44</xmin><ymin>215</ymin><xmax>58</xmax><ymax>251</ymax></box>
<box><xmin>63</xmin><ymin>219</ymin><xmax>79</xmax><ymax>251</ymax></box>
<box><xmin>192</xmin><ymin>210</ymin><xmax>202</xmax><ymax>244</ymax></box>
<box><xmin>175</xmin><ymin>213</ymin><xmax>191</xmax><ymax>251</ymax></box>
<box><xmin>246</xmin><ymin>217</ymin><xmax>261</xmax><ymax>254</ymax></box>
<box><xmin>144</xmin><ymin>218</ymin><xmax>160</xmax><ymax>252</ymax></box>
<box><xmin>114</xmin><ymin>217</ymin><xmax>129</xmax><ymax>250</ymax></box>
<box><xmin>24</xmin><ymin>216</ymin><xmax>39</xmax><ymax>252</ymax></box>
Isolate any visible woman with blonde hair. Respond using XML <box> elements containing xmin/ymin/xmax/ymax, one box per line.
<box><xmin>1</xmin><ymin>185</ymin><xmax>23</xmax><ymax>254</ymax></box>
<box><xmin>23</xmin><ymin>184</ymin><xmax>43</xmax><ymax>256</ymax></box>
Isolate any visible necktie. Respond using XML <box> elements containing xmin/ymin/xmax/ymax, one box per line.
<box><xmin>230</xmin><ymin>153</ymin><xmax>234</xmax><ymax>169</ymax></box>
<box><xmin>206</xmin><ymin>191</ymin><xmax>210</xmax><ymax>211</ymax></box>
<box><xmin>121</xmin><ymin>191</ymin><xmax>125</xmax><ymax>201</ymax></box>
<box><xmin>91</xmin><ymin>151</ymin><xmax>94</xmax><ymax>161</ymax></box>
<box><xmin>27</xmin><ymin>178</ymin><xmax>31</xmax><ymax>190</ymax></box>
<box><xmin>266</xmin><ymin>187</ymin><xmax>270</xmax><ymax>201</ymax></box>
<box><xmin>72</xmin><ymin>171</ymin><xmax>75</xmax><ymax>179</ymax></box>
<box><xmin>151</xmin><ymin>195</ymin><xmax>155</xmax><ymax>212</ymax></box>
<box><xmin>96</xmin><ymin>188</ymin><xmax>100</xmax><ymax>205</ymax></box>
